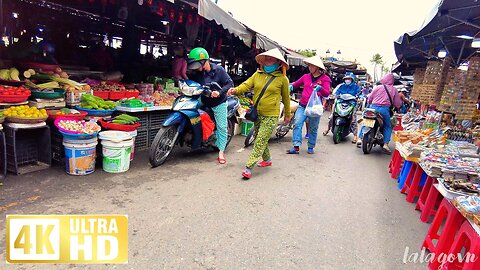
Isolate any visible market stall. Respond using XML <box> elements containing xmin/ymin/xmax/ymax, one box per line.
<box><xmin>388</xmin><ymin>110</ymin><xmax>480</xmax><ymax>269</ymax></box>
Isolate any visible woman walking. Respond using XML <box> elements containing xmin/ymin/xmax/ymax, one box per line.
<box><xmin>228</xmin><ymin>48</ymin><xmax>291</xmax><ymax>180</ymax></box>
<box><xmin>287</xmin><ymin>55</ymin><xmax>331</xmax><ymax>154</ymax></box>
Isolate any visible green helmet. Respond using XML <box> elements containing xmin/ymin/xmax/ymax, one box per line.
<box><xmin>187</xmin><ymin>47</ymin><xmax>209</xmax><ymax>70</ymax></box>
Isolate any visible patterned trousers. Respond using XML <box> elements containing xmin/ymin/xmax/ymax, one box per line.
<box><xmin>246</xmin><ymin>115</ymin><xmax>277</xmax><ymax>169</ymax></box>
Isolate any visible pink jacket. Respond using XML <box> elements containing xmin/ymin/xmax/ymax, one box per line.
<box><xmin>292</xmin><ymin>73</ymin><xmax>332</xmax><ymax>106</ymax></box>
<box><xmin>172</xmin><ymin>57</ymin><xmax>188</xmax><ymax>80</ymax></box>
<box><xmin>367</xmin><ymin>74</ymin><xmax>402</xmax><ymax>108</ymax></box>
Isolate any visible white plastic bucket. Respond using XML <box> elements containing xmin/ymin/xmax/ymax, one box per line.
<box><xmin>100</xmin><ymin>139</ymin><xmax>133</xmax><ymax>173</ymax></box>
<box><xmin>63</xmin><ymin>138</ymin><xmax>98</xmax><ymax>175</ymax></box>
<box><xmin>126</xmin><ymin>130</ymin><xmax>137</xmax><ymax>161</ymax></box>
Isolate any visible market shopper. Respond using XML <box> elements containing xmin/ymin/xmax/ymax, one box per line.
<box><xmin>323</xmin><ymin>72</ymin><xmax>361</xmax><ymax>142</ymax></box>
<box><xmin>187</xmin><ymin>47</ymin><xmax>234</xmax><ymax>164</ymax></box>
<box><xmin>367</xmin><ymin>73</ymin><xmax>402</xmax><ymax>154</ymax></box>
<box><xmin>287</xmin><ymin>56</ymin><xmax>331</xmax><ymax>154</ymax></box>
<box><xmin>227</xmin><ymin>48</ymin><xmax>291</xmax><ymax>179</ymax></box>
<box><xmin>172</xmin><ymin>45</ymin><xmax>188</xmax><ymax>80</ymax></box>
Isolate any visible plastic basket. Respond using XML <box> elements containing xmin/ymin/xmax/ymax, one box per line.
<box><xmin>99</xmin><ymin>119</ymin><xmax>140</xmax><ymax>131</ymax></box>
<box><xmin>93</xmin><ymin>91</ymin><xmax>109</xmax><ymax>100</ymax></box>
<box><xmin>47</xmin><ymin>110</ymin><xmax>88</xmax><ymax>121</ymax></box>
<box><xmin>6</xmin><ymin>116</ymin><xmax>48</xmax><ymax>124</ymax></box>
<box><xmin>125</xmin><ymin>91</ymin><xmax>140</xmax><ymax>99</ymax></box>
<box><xmin>30</xmin><ymin>88</ymin><xmax>66</xmax><ymax>99</ymax></box>
<box><xmin>0</xmin><ymin>94</ymin><xmax>30</xmax><ymax>103</ymax></box>
<box><xmin>58</xmin><ymin>130</ymin><xmax>98</xmax><ymax>140</ymax></box>
<box><xmin>75</xmin><ymin>106</ymin><xmax>116</xmax><ymax>116</ymax></box>
<box><xmin>109</xmin><ymin>91</ymin><xmax>126</xmax><ymax>100</ymax></box>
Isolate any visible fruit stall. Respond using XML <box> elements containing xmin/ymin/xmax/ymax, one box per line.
<box><xmin>0</xmin><ymin>64</ymin><xmax>180</xmax><ymax>179</ymax></box>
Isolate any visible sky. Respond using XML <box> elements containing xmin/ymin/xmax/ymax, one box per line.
<box><xmin>215</xmin><ymin>0</ymin><xmax>440</xmax><ymax>75</ymax></box>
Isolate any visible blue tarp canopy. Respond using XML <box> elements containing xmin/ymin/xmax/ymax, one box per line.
<box><xmin>394</xmin><ymin>0</ymin><xmax>480</xmax><ymax>73</ymax></box>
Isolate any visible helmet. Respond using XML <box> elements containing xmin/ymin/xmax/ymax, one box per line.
<box><xmin>343</xmin><ymin>72</ymin><xmax>355</xmax><ymax>81</ymax></box>
<box><xmin>187</xmin><ymin>47</ymin><xmax>209</xmax><ymax>70</ymax></box>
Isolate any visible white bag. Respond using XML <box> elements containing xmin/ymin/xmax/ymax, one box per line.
<box><xmin>304</xmin><ymin>92</ymin><xmax>323</xmax><ymax>117</ymax></box>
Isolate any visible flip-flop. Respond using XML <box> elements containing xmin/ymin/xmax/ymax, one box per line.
<box><xmin>217</xmin><ymin>157</ymin><xmax>227</xmax><ymax>164</ymax></box>
<box><xmin>323</xmin><ymin>131</ymin><xmax>329</xmax><ymax>136</ymax></box>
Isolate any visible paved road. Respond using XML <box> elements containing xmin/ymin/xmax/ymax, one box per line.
<box><xmin>0</xmin><ymin>118</ymin><xmax>430</xmax><ymax>269</ymax></box>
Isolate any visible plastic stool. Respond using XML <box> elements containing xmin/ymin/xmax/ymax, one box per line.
<box><xmin>397</xmin><ymin>160</ymin><xmax>413</xmax><ymax>185</ymax></box>
<box><xmin>389</xmin><ymin>150</ymin><xmax>403</xmax><ymax>179</ymax></box>
<box><xmin>439</xmin><ymin>220</ymin><xmax>480</xmax><ymax>270</ymax></box>
<box><xmin>422</xmin><ymin>198</ymin><xmax>464</xmax><ymax>269</ymax></box>
<box><xmin>405</xmin><ymin>165</ymin><xmax>428</xmax><ymax>203</ymax></box>
<box><xmin>399</xmin><ymin>162</ymin><xmax>417</xmax><ymax>191</ymax></box>
<box><xmin>416</xmin><ymin>177</ymin><xmax>443</xmax><ymax>223</ymax></box>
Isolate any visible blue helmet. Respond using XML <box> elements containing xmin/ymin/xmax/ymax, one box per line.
<box><xmin>343</xmin><ymin>72</ymin><xmax>356</xmax><ymax>81</ymax></box>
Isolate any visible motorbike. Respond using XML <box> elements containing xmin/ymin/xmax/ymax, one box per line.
<box><xmin>149</xmin><ymin>80</ymin><xmax>240</xmax><ymax>167</ymax></box>
<box><xmin>331</xmin><ymin>93</ymin><xmax>357</xmax><ymax>144</ymax></box>
<box><xmin>361</xmin><ymin>108</ymin><xmax>385</xmax><ymax>154</ymax></box>
<box><xmin>244</xmin><ymin>97</ymin><xmax>298</xmax><ymax>147</ymax></box>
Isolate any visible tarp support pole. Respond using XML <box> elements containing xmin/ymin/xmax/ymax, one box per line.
<box><xmin>457</xmin><ymin>40</ymin><xmax>467</xmax><ymax>66</ymax></box>
<box><xmin>446</xmin><ymin>14</ymin><xmax>480</xmax><ymax>30</ymax></box>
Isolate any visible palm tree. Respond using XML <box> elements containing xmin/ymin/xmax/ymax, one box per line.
<box><xmin>370</xmin><ymin>53</ymin><xmax>384</xmax><ymax>82</ymax></box>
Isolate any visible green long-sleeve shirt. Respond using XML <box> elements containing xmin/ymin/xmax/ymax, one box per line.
<box><xmin>236</xmin><ymin>70</ymin><xmax>291</xmax><ymax>118</ymax></box>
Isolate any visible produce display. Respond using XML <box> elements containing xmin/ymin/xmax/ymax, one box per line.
<box><xmin>119</xmin><ymin>98</ymin><xmax>153</xmax><ymax>108</ymax></box>
<box><xmin>139</xmin><ymin>91</ymin><xmax>177</xmax><ymax>106</ymax></box>
<box><xmin>53</xmin><ymin>108</ymin><xmax>81</xmax><ymax>115</ymax></box>
<box><xmin>79</xmin><ymin>94</ymin><xmax>117</xmax><ymax>110</ymax></box>
<box><xmin>111</xmin><ymin>114</ymin><xmax>139</xmax><ymax>125</ymax></box>
<box><xmin>3</xmin><ymin>105</ymin><xmax>47</xmax><ymax>118</ymax></box>
<box><xmin>0</xmin><ymin>67</ymin><xmax>21</xmax><ymax>81</ymax></box>
<box><xmin>0</xmin><ymin>85</ymin><xmax>31</xmax><ymax>96</ymax></box>
<box><xmin>56</xmin><ymin>119</ymin><xmax>101</xmax><ymax>134</ymax></box>
<box><xmin>239</xmin><ymin>96</ymin><xmax>253</xmax><ymax>110</ymax></box>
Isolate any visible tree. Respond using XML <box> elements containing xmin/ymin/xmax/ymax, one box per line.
<box><xmin>296</xmin><ymin>49</ymin><xmax>317</xmax><ymax>57</ymax></box>
<box><xmin>370</xmin><ymin>53</ymin><xmax>384</xmax><ymax>82</ymax></box>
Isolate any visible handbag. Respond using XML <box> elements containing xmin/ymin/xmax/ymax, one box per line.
<box><xmin>382</xmin><ymin>85</ymin><xmax>398</xmax><ymax>125</ymax></box>
<box><xmin>245</xmin><ymin>76</ymin><xmax>276</xmax><ymax>121</ymax></box>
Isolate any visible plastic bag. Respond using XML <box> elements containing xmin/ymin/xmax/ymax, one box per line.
<box><xmin>200</xmin><ymin>112</ymin><xmax>215</xmax><ymax>140</ymax></box>
<box><xmin>304</xmin><ymin>92</ymin><xmax>323</xmax><ymax>117</ymax></box>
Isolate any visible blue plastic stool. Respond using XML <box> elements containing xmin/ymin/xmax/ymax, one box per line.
<box><xmin>398</xmin><ymin>160</ymin><xmax>413</xmax><ymax>190</ymax></box>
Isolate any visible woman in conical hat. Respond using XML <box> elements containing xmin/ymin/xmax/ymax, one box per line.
<box><xmin>227</xmin><ymin>48</ymin><xmax>291</xmax><ymax>180</ymax></box>
<box><xmin>287</xmin><ymin>55</ymin><xmax>332</xmax><ymax>154</ymax></box>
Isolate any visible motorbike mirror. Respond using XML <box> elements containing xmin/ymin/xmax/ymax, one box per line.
<box><xmin>209</xmin><ymin>82</ymin><xmax>222</xmax><ymax>91</ymax></box>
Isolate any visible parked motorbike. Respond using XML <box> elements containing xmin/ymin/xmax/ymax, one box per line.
<box><xmin>149</xmin><ymin>80</ymin><xmax>240</xmax><ymax>167</ymax></box>
<box><xmin>331</xmin><ymin>93</ymin><xmax>357</xmax><ymax>144</ymax></box>
<box><xmin>244</xmin><ymin>97</ymin><xmax>298</xmax><ymax>147</ymax></box>
<box><xmin>361</xmin><ymin>108</ymin><xmax>385</xmax><ymax>154</ymax></box>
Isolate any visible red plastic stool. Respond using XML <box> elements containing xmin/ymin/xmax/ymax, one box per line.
<box><xmin>389</xmin><ymin>150</ymin><xmax>403</xmax><ymax>179</ymax></box>
<box><xmin>416</xmin><ymin>177</ymin><xmax>443</xmax><ymax>223</ymax></box>
<box><xmin>401</xmin><ymin>162</ymin><xmax>418</xmax><ymax>194</ymax></box>
<box><xmin>438</xmin><ymin>220</ymin><xmax>480</xmax><ymax>270</ymax></box>
<box><xmin>423</xmin><ymin>198</ymin><xmax>464</xmax><ymax>270</ymax></box>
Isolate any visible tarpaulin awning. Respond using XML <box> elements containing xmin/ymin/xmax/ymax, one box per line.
<box><xmin>394</xmin><ymin>0</ymin><xmax>480</xmax><ymax>72</ymax></box>
<box><xmin>198</xmin><ymin>0</ymin><xmax>253</xmax><ymax>47</ymax></box>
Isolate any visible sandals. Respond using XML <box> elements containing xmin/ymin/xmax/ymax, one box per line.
<box><xmin>323</xmin><ymin>130</ymin><xmax>329</xmax><ymax>136</ymax></box>
<box><xmin>242</xmin><ymin>169</ymin><xmax>252</xmax><ymax>179</ymax></box>
<box><xmin>286</xmin><ymin>147</ymin><xmax>299</xmax><ymax>154</ymax></box>
<box><xmin>257</xmin><ymin>160</ymin><xmax>272</xmax><ymax>167</ymax></box>
<box><xmin>217</xmin><ymin>157</ymin><xmax>227</xmax><ymax>164</ymax></box>
<box><xmin>307</xmin><ymin>148</ymin><xmax>315</xmax><ymax>154</ymax></box>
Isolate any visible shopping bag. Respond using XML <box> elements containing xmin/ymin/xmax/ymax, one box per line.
<box><xmin>304</xmin><ymin>92</ymin><xmax>323</xmax><ymax>117</ymax></box>
<box><xmin>200</xmin><ymin>112</ymin><xmax>215</xmax><ymax>140</ymax></box>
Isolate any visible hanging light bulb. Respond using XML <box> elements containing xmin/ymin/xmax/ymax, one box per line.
<box><xmin>437</xmin><ymin>49</ymin><xmax>447</xmax><ymax>58</ymax></box>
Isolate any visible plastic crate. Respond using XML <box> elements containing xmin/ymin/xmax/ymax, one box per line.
<box><xmin>149</xmin><ymin>111</ymin><xmax>170</xmax><ymax>129</ymax></box>
<box><xmin>148</xmin><ymin>127</ymin><xmax>161</xmax><ymax>147</ymax></box>
<box><xmin>5</xmin><ymin>125</ymin><xmax>51</xmax><ymax>175</ymax></box>
<box><xmin>135</xmin><ymin>128</ymin><xmax>148</xmax><ymax>150</ymax></box>
<box><xmin>49</xmin><ymin>124</ymin><xmax>65</xmax><ymax>164</ymax></box>
<box><xmin>0</xmin><ymin>130</ymin><xmax>6</xmax><ymax>180</ymax></box>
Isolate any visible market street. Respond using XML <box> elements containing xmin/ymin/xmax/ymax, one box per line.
<box><xmin>0</xmin><ymin>119</ymin><xmax>430</xmax><ymax>270</ymax></box>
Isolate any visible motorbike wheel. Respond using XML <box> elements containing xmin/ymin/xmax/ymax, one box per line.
<box><xmin>244</xmin><ymin>127</ymin><xmax>256</xmax><ymax>148</ymax></box>
<box><xmin>362</xmin><ymin>131</ymin><xmax>373</xmax><ymax>154</ymax></box>
<box><xmin>333</xmin><ymin>125</ymin><xmax>343</xmax><ymax>144</ymax></box>
<box><xmin>276</xmin><ymin>114</ymin><xmax>294</xmax><ymax>139</ymax></box>
<box><xmin>149</xmin><ymin>125</ymin><xmax>179</xmax><ymax>167</ymax></box>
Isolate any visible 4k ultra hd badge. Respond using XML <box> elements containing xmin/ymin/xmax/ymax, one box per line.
<box><xmin>6</xmin><ymin>215</ymin><xmax>128</xmax><ymax>264</ymax></box>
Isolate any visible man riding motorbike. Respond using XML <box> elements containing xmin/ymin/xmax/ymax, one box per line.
<box><xmin>323</xmin><ymin>72</ymin><xmax>361</xmax><ymax>142</ymax></box>
<box><xmin>187</xmin><ymin>47</ymin><xmax>234</xmax><ymax>164</ymax></box>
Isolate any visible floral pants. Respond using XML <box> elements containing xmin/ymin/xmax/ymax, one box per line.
<box><xmin>246</xmin><ymin>115</ymin><xmax>277</xmax><ymax>169</ymax></box>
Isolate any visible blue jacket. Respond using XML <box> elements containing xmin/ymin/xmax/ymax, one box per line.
<box><xmin>190</xmin><ymin>63</ymin><xmax>234</xmax><ymax>107</ymax></box>
<box><xmin>336</xmin><ymin>83</ymin><xmax>361</xmax><ymax>97</ymax></box>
